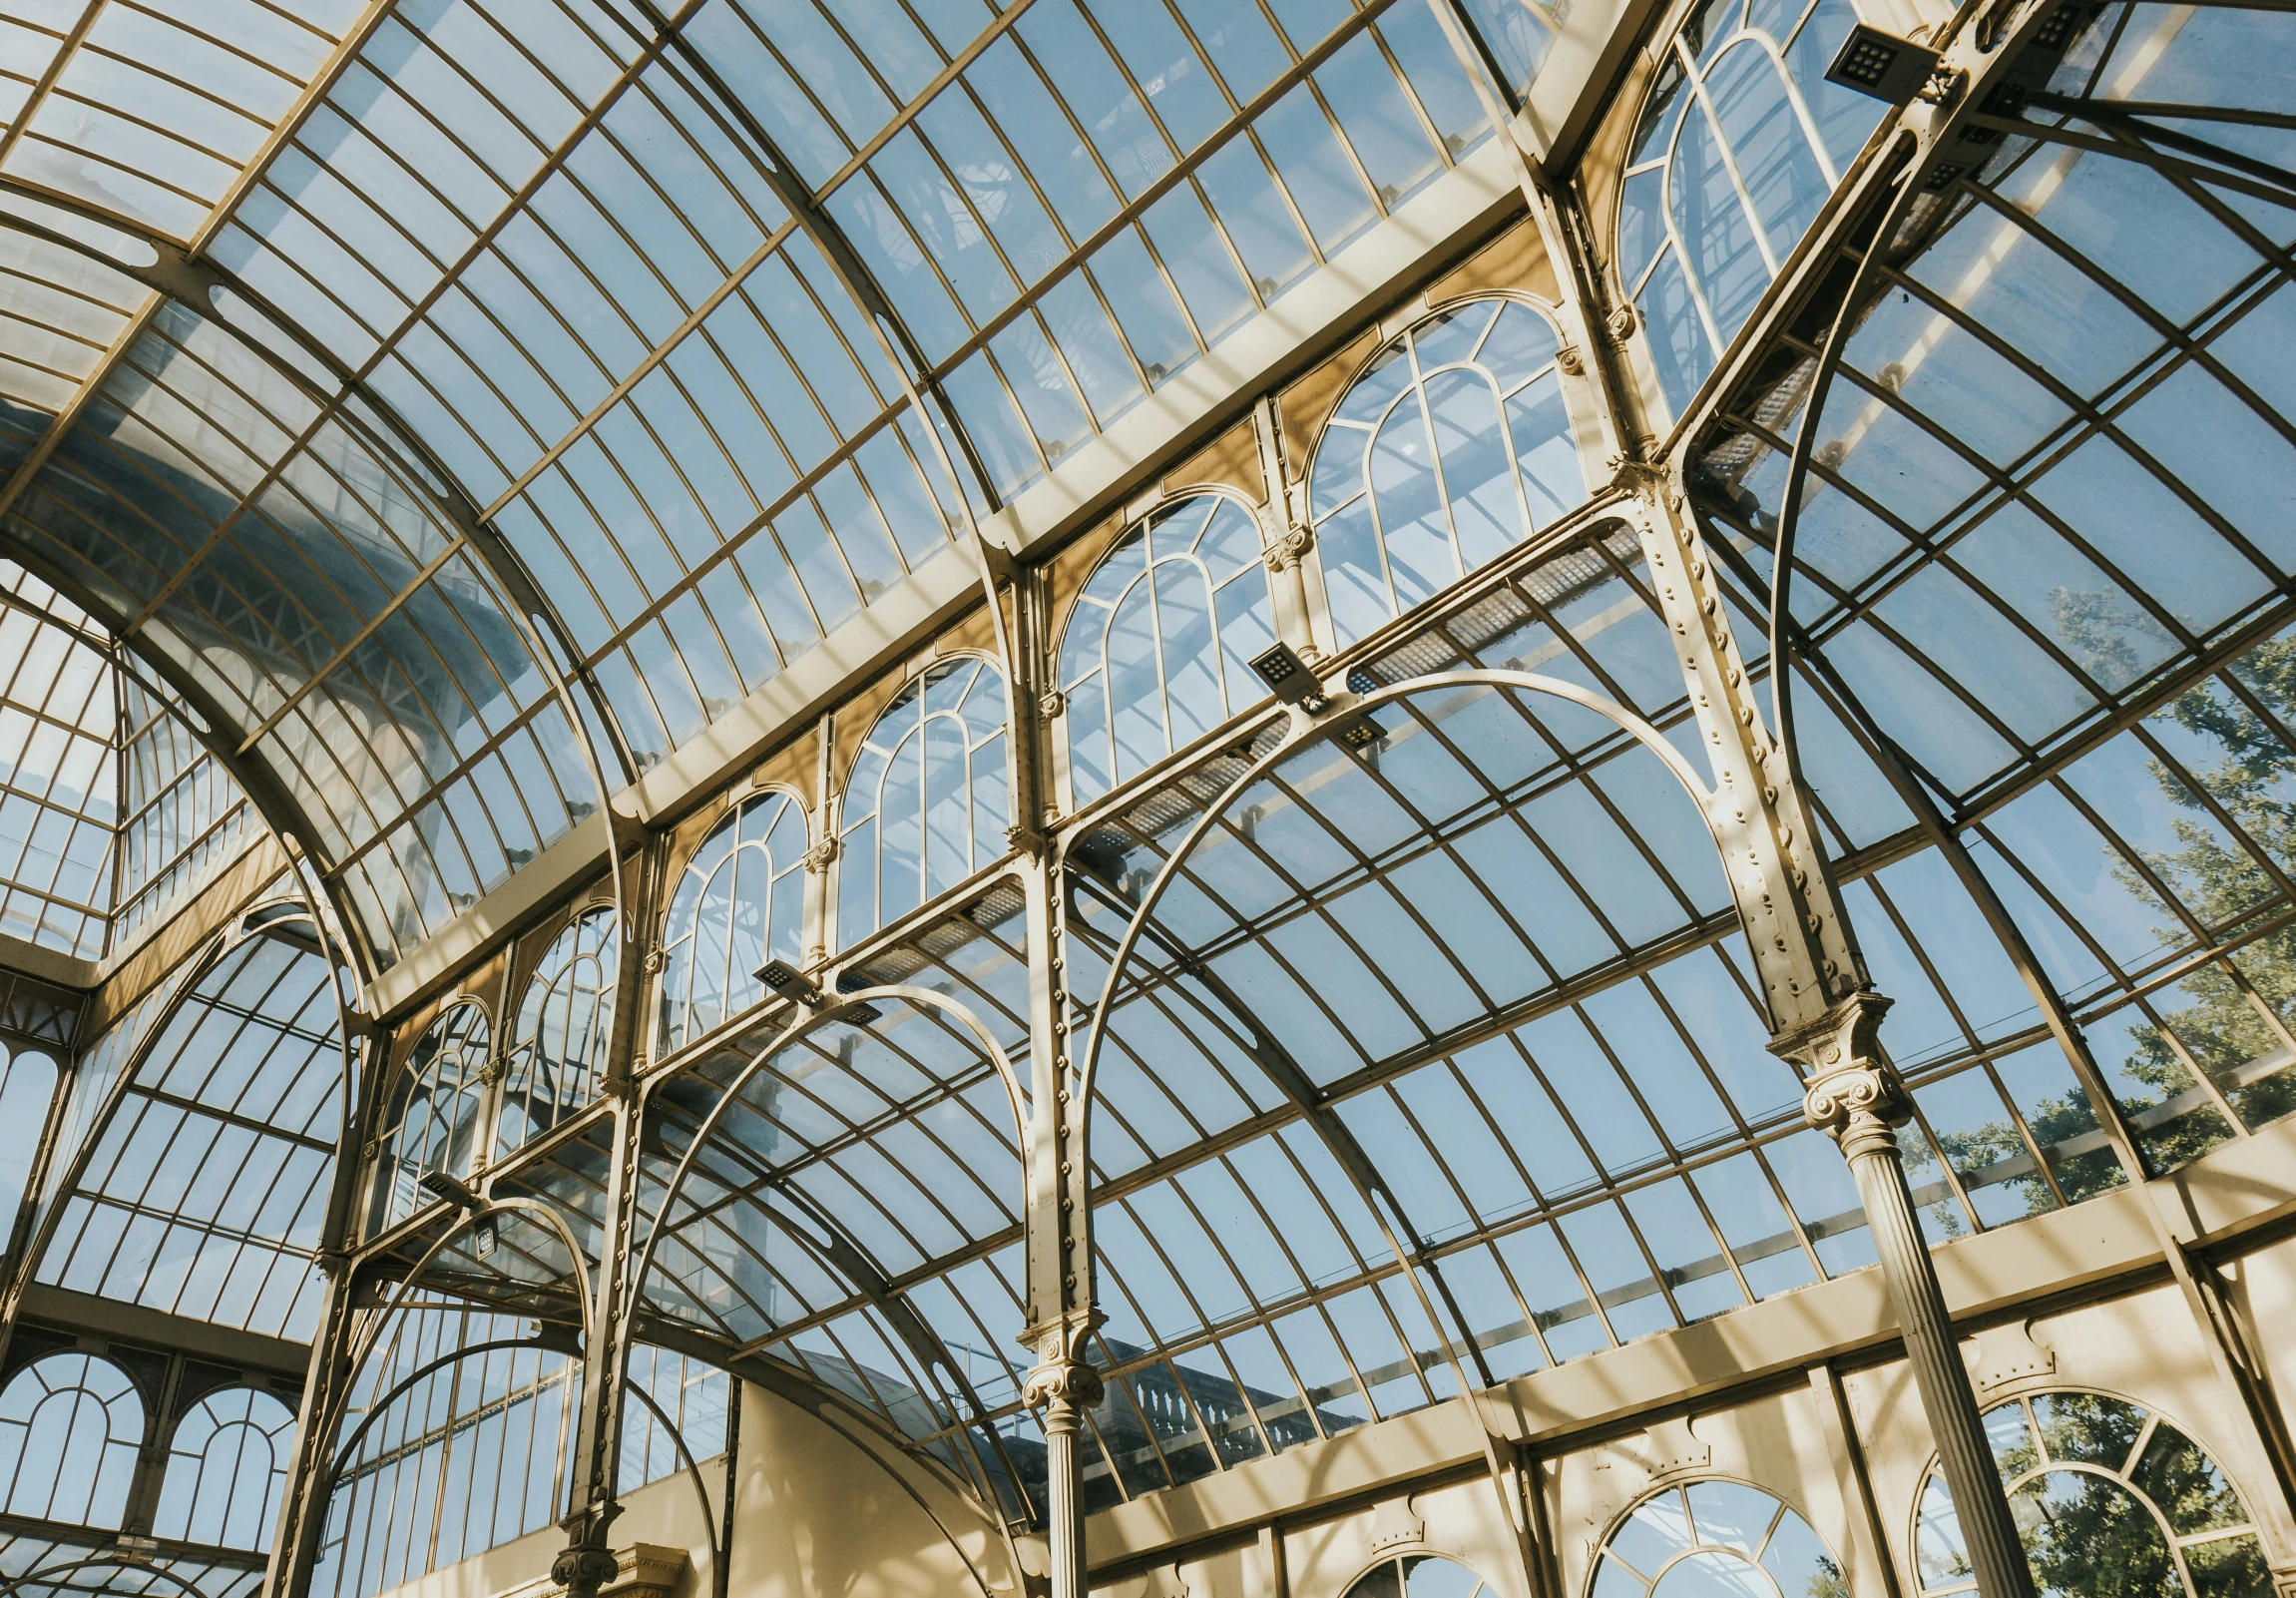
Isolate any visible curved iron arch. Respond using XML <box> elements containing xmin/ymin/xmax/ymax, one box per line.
<box><xmin>1065</xmin><ymin>668</ymin><xmax>1741</xmax><ymax>1595</ymax></box>
<box><xmin>0</xmin><ymin>1554</ymin><xmax>218</xmax><ymax>1598</ymax></box>
<box><xmin>627</xmin><ymin>985</ymin><xmax>1030</xmax><ymax>1505</ymax></box>
<box><xmin>0</xmin><ymin>544</ymin><xmax>393</xmax><ymax>988</ymax></box>
<box><xmin>0</xmin><ymin>193</ymin><xmax>633</xmax><ymax>985</ymax></box>
<box><xmin>630</xmin><ymin>980</ymin><xmax>1029</xmax><ymax>1331</ymax></box>
<box><xmin>5</xmin><ymin>906</ymin><xmax>358</xmax><ymax>1316</ymax></box>
<box><xmin>0</xmin><ymin>176</ymin><xmax>630</xmax><ymax>791</ymax></box>
<box><xmin>1073</xmin><ymin>666</ymin><xmax>1722</xmax><ymax>1108</ymax></box>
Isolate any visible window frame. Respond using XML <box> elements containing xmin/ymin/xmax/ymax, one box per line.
<box><xmin>1053</xmin><ymin>488</ymin><xmax>1283</xmax><ymax>809</ymax></box>
<box><xmin>832</xmin><ymin>652</ymin><xmax>1013</xmax><ymax>951</ymax></box>
<box><xmin>1304</xmin><ymin>290</ymin><xmax>1596</xmax><ymax>651</ymax></box>
<box><xmin>654</xmin><ymin>785</ymin><xmax>815</xmax><ymax>1056</ymax></box>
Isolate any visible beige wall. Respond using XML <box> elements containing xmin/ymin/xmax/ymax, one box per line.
<box><xmin>721</xmin><ymin>1381</ymin><xmax>1023</xmax><ymax>1598</ymax></box>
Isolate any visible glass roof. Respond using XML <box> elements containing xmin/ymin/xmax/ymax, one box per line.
<box><xmin>1689</xmin><ymin>0</ymin><xmax>2296</xmax><ymax>1166</ymax></box>
<box><xmin>0</xmin><ymin>0</ymin><xmax>1536</xmax><ymax>975</ymax></box>
<box><xmin>31</xmin><ymin>914</ymin><xmax>348</xmax><ymax>1339</ymax></box>
<box><xmin>0</xmin><ymin>559</ymin><xmax>115</xmax><ymax>956</ymax></box>
<box><xmin>8</xmin><ymin>0</ymin><xmax>2296</xmax><ymax>1566</ymax></box>
<box><xmin>0</xmin><ymin>557</ymin><xmax>252</xmax><ymax>960</ymax></box>
<box><xmin>0</xmin><ymin>0</ymin><xmax>365</xmax><ymax>244</ymax></box>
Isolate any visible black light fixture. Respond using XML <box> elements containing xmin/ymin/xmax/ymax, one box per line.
<box><xmin>533</xmin><ymin>1320</ymin><xmax>584</xmax><ymax>1356</ymax></box>
<box><xmin>833</xmin><ymin>966</ymin><xmax>883</xmax><ymax>1025</ymax></box>
<box><xmin>418</xmin><ymin>1169</ymin><xmax>480</xmax><ymax>1211</ymax></box>
<box><xmin>755</xmin><ymin>958</ymin><xmax>824</xmax><ymax>1006</ymax></box>
<box><xmin>1824</xmin><ymin>24</ymin><xmax>1940</xmax><ymax>104</ymax></box>
<box><xmin>1250</xmin><ymin>642</ymin><xmax>1329</xmax><ymax>712</ymax></box>
<box><xmin>1335</xmin><ymin>666</ymin><xmax>1386</xmax><ymax>751</ymax></box>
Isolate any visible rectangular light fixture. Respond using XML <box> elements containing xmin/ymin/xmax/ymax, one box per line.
<box><xmin>1250</xmin><ymin>642</ymin><xmax>1328</xmax><ymax>710</ymax></box>
<box><xmin>755</xmin><ymin>958</ymin><xmax>824</xmax><ymax>1006</ymax></box>
<box><xmin>419</xmin><ymin>1169</ymin><xmax>480</xmax><ymax>1211</ymax></box>
<box><xmin>834</xmin><ymin>966</ymin><xmax>883</xmax><ymax>1025</ymax></box>
<box><xmin>1825</xmin><ymin>24</ymin><xmax>1940</xmax><ymax>104</ymax></box>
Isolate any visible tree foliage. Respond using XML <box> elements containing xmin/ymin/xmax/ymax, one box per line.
<box><xmin>1913</xmin><ymin>622</ymin><xmax>2296</xmax><ymax>1228</ymax></box>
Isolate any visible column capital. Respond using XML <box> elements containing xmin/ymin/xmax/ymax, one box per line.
<box><xmin>1801</xmin><ymin>1059</ymin><xmax>1914</xmax><ymax>1160</ymax></box>
<box><xmin>1019</xmin><ymin>1308</ymin><xmax>1106</xmax><ymax>1432</ymax></box>
<box><xmin>1769</xmin><ymin>987</ymin><xmax>1895</xmax><ymax>1074</ymax></box>
<box><xmin>553</xmin><ymin>1503</ymin><xmax>627</xmax><ymax>1598</ymax></box>
<box><xmin>1773</xmin><ymin>991</ymin><xmax>1910</xmax><ymax>1160</ymax></box>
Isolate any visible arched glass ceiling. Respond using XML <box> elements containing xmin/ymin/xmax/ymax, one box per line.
<box><xmin>0</xmin><ymin>559</ymin><xmax>116</xmax><ymax>956</ymax></box>
<box><xmin>1691</xmin><ymin>0</ymin><xmax>2296</xmax><ymax>1169</ymax></box>
<box><xmin>0</xmin><ymin>557</ymin><xmax>253</xmax><ymax>960</ymax></box>
<box><xmin>30</xmin><ymin>918</ymin><xmax>348</xmax><ymax>1340</ymax></box>
<box><xmin>638</xmin><ymin>991</ymin><xmax>1025</xmax><ymax>1345</ymax></box>
<box><xmin>341</xmin><ymin>883</ymin><xmax>1038</xmax><ymax>1500</ymax></box>
<box><xmin>0</xmin><ymin>0</ymin><xmax>367</xmax><ymax>244</ymax></box>
<box><xmin>1</xmin><ymin>0</ymin><xmax>1534</xmax><ymax>975</ymax></box>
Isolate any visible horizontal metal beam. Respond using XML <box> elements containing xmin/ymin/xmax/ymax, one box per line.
<box><xmin>0</xmin><ymin>1507</ymin><xmax>268</xmax><ymax>1570</ymax></box>
<box><xmin>0</xmin><ymin>932</ymin><xmax>95</xmax><ymax>992</ymax></box>
<box><xmin>17</xmin><ymin>1282</ymin><xmax>312</xmax><ymax>1381</ymax></box>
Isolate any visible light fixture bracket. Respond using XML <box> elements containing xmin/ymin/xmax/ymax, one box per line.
<box><xmin>1824</xmin><ymin>25</ymin><xmax>1942</xmax><ymax>105</ymax></box>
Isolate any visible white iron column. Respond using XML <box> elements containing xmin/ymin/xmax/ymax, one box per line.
<box><xmin>1631</xmin><ymin>485</ymin><xmax>2036</xmax><ymax>1598</ymax></box>
<box><xmin>1780</xmin><ymin>996</ymin><xmax>2036</xmax><ymax>1598</ymax></box>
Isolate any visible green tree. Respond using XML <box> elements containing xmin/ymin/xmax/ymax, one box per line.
<box><xmin>1926</xmin><ymin>1396</ymin><xmax>2269</xmax><ymax>1598</ymax></box>
<box><xmin>1926</xmin><ymin>610</ymin><xmax>2296</xmax><ymax>1213</ymax></box>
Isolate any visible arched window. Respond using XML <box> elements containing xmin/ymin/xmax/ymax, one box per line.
<box><xmin>1596</xmin><ymin>1480</ymin><xmax>1845</xmax><ymax>1598</ymax></box>
<box><xmin>659</xmin><ymin>791</ymin><xmax>809</xmax><ymax>1053</ymax></box>
<box><xmin>1310</xmin><ymin>296</ymin><xmax>1589</xmax><ymax>649</ymax></box>
<box><xmin>0</xmin><ymin>1352</ymin><xmax>143</xmax><ymax>1526</ymax></box>
<box><xmin>368</xmin><ymin>1001</ymin><xmax>490</xmax><ymax>1236</ymax></box>
<box><xmin>1615</xmin><ymin>0</ymin><xmax>1887</xmax><ymax>416</ymax></box>
<box><xmin>0</xmin><ymin>1041</ymin><xmax>58</xmax><ymax>1247</ymax></box>
<box><xmin>498</xmin><ymin>907</ymin><xmax>616</xmax><ymax>1156</ymax></box>
<box><xmin>1917</xmin><ymin>1392</ymin><xmax>2268</xmax><ymax>1598</ymax></box>
<box><xmin>837</xmin><ymin>658</ymin><xmax>1009</xmax><ymax>948</ymax></box>
<box><xmin>1345</xmin><ymin>1554</ymin><xmax>1503</xmax><ymax>1598</ymax></box>
<box><xmin>155</xmin><ymin>1384</ymin><xmax>296</xmax><ymax>1548</ymax></box>
<box><xmin>1059</xmin><ymin>494</ymin><xmax>1279</xmax><ymax>804</ymax></box>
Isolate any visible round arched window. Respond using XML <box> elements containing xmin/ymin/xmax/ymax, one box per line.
<box><xmin>1595</xmin><ymin>1480</ymin><xmax>1845</xmax><ymax>1598</ymax></box>
<box><xmin>837</xmin><ymin>657</ymin><xmax>1008</xmax><ymax>948</ymax></box>
<box><xmin>155</xmin><ymin>1384</ymin><xmax>296</xmax><ymax>1548</ymax></box>
<box><xmin>1915</xmin><ymin>1391</ymin><xmax>2268</xmax><ymax>1598</ymax></box>
<box><xmin>0</xmin><ymin>1040</ymin><xmax>58</xmax><ymax>1248</ymax></box>
<box><xmin>498</xmin><ymin>906</ymin><xmax>616</xmax><ymax>1156</ymax></box>
<box><xmin>368</xmin><ymin>999</ymin><xmax>490</xmax><ymax>1235</ymax></box>
<box><xmin>658</xmin><ymin>789</ymin><xmax>809</xmax><ymax>1053</ymax></box>
<box><xmin>1059</xmin><ymin>493</ymin><xmax>1279</xmax><ymax>804</ymax></box>
<box><xmin>0</xmin><ymin>1351</ymin><xmax>144</xmax><ymax>1527</ymax></box>
<box><xmin>1614</xmin><ymin>0</ymin><xmax>1888</xmax><ymax>417</ymax></box>
<box><xmin>1346</xmin><ymin>1553</ymin><xmax>1504</xmax><ymax>1598</ymax></box>
<box><xmin>1309</xmin><ymin>295</ymin><xmax>1588</xmax><ymax>650</ymax></box>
